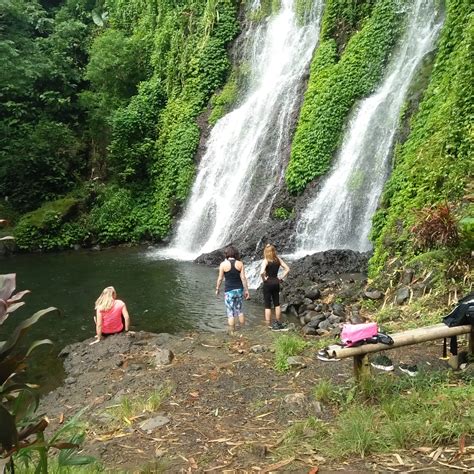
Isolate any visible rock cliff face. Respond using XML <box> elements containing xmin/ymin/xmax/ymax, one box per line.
<box><xmin>196</xmin><ymin>245</ymin><xmax>371</xmax><ymax>336</ymax></box>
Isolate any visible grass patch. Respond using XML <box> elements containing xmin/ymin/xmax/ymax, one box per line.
<box><xmin>273</xmin><ymin>334</ymin><xmax>308</xmax><ymax>372</ymax></box>
<box><xmin>331</xmin><ymin>406</ymin><xmax>383</xmax><ymax>457</ymax></box>
<box><xmin>279</xmin><ymin>371</ymin><xmax>473</xmax><ymax>460</ymax></box>
<box><xmin>313</xmin><ymin>378</ymin><xmax>338</xmax><ymax>403</ymax></box>
<box><xmin>280</xmin><ymin>417</ymin><xmax>328</xmax><ymax>456</ymax></box>
<box><xmin>106</xmin><ymin>385</ymin><xmax>172</xmax><ymax>427</ymax></box>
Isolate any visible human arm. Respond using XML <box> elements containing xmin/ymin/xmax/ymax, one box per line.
<box><xmin>215</xmin><ymin>264</ymin><xmax>225</xmax><ymax>295</ymax></box>
<box><xmin>240</xmin><ymin>263</ymin><xmax>250</xmax><ymax>300</ymax></box>
<box><xmin>260</xmin><ymin>259</ymin><xmax>268</xmax><ymax>282</ymax></box>
<box><xmin>95</xmin><ymin>310</ymin><xmax>103</xmax><ymax>341</ymax></box>
<box><xmin>122</xmin><ymin>303</ymin><xmax>130</xmax><ymax>331</ymax></box>
<box><xmin>278</xmin><ymin>257</ymin><xmax>290</xmax><ymax>281</ymax></box>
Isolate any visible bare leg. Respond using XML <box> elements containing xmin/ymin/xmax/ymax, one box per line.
<box><xmin>275</xmin><ymin>305</ymin><xmax>281</xmax><ymax>322</ymax></box>
<box><xmin>239</xmin><ymin>313</ymin><xmax>245</xmax><ymax>327</ymax></box>
<box><xmin>228</xmin><ymin>317</ymin><xmax>236</xmax><ymax>335</ymax></box>
<box><xmin>264</xmin><ymin>308</ymin><xmax>271</xmax><ymax>325</ymax></box>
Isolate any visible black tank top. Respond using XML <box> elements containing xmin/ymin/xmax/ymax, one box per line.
<box><xmin>265</xmin><ymin>260</ymin><xmax>280</xmax><ymax>279</ymax></box>
<box><xmin>224</xmin><ymin>259</ymin><xmax>243</xmax><ymax>292</ymax></box>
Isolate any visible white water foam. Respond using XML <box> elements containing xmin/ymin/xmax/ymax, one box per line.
<box><xmin>293</xmin><ymin>0</ymin><xmax>443</xmax><ymax>258</ymax></box>
<box><xmin>156</xmin><ymin>0</ymin><xmax>324</xmax><ymax>261</ymax></box>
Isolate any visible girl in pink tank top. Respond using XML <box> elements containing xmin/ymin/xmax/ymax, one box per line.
<box><xmin>91</xmin><ymin>286</ymin><xmax>131</xmax><ymax>344</ymax></box>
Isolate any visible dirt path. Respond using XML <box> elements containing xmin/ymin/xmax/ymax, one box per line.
<box><xmin>40</xmin><ymin>327</ymin><xmax>473</xmax><ymax>472</ymax></box>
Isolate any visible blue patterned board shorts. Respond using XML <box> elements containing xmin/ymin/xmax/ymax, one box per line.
<box><xmin>224</xmin><ymin>288</ymin><xmax>244</xmax><ymax>318</ymax></box>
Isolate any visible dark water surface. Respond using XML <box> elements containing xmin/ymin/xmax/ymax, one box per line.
<box><xmin>0</xmin><ymin>246</ymin><xmax>263</xmax><ymax>391</ymax></box>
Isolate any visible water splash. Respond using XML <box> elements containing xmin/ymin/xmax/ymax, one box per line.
<box><xmin>162</xmin><ymin>0</ymin><xmax>324</xmax><ymax>260</ymax></box>
<box><xmin>294</xmin><ymin>0</ymin><xmax>443</xmax><ymax>257</ymax></box>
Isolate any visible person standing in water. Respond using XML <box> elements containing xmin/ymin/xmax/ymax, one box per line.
<box><xmin>216</xmin><ymin>245</ymin><xmax>250</xmax><ymax>334</ymax></box>
<box><xmin>90</xmin><ymin>286</ymin><xmax>131</xmax><ymax>344</ymax></box>
<box><xmin>260</xmin><ymin>244</ymin><xmax>290</xmax><ymax>330</ymax></box>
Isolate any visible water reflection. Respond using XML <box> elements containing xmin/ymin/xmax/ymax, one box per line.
<box><xmin>1</xmin><ymin>247</ymin><xmax>263</xmax><ymax>391</ymax></box>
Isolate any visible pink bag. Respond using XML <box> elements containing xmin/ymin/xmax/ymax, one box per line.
<box><xmin>341</xmin><ymin>322</ymin><xmax>378</xmax><ymax>347</ymax></box>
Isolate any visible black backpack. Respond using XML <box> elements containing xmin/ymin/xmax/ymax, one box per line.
<box><xmin>442</xmin><ymin>292</ymin><xmax>474</xmax><ymax>327</ymax></box>
<box><xmin>442</xmin><ymin>292</ymin><xmax>474</xmax><ymax>358</ymax></box>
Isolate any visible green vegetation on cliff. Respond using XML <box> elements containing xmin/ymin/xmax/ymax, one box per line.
<box><xmin>286</xmin><ymin>0</ymin><xmax>403</xmax><ymax>192</ymax></box>
<box><xmin>369</xmin><ymin>0</ymin><xmax>473</xmax><ymax>279</ymax></box>
<box><xmin>3</xmin><ymin>0</ymin><xmax>472</xmax><ymax>262</ymax></box>
<box><xmin>0</xmin><ymin>0</ymin><xmax>93</xmax><ymax>213</ymax></box>
<box><xmin>9</xmin><ymin>0</ymin><xmax>239</xmax><ymax>250</ymax></box>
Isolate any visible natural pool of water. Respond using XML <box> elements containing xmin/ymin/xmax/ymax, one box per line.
<box><xmin>0</xmin><ymin>246</ymin><xmax>263</xmax><ymax>391</ymax></box>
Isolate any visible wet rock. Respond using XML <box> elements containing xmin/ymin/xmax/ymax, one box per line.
<box><xmin>303</xmin><ymin>312</ymin><xmax>313</xmax><ymax>324</ymax></box>
<box><xmin>194</xmin><ymin>247</ymin><xmax>226</xmax><ymax>266</ymax></box>
<box><xmin>139</xmin><ymin>415</ymin><xmax>170</xmax><ymax>432</ymax></box>
<box><xmin>328</xmin><ymin>314</ymin><xmax>341</xmax><ymax>325</ymax></box>
<box><xmin>151</xmin><ymin>333</ymin><xmax>176</xmax><ymax>346</ymax></box>
<box><xmin>287</xmin><ymin>356</ymin><xmax>306</xmax><ymax>369</ymax></box>
<box><xmin>401</xmin><ymin>268</ymin><xmax>415</xmax><ymax>285</ymax></box>
<box><xmin>309</xmin><ymin>313</ymin><xmax>325</xmax><ymax>326</ymax></box>
<box><xmin>286</xmin><ymin>323</ymin><xmax>297</xmax><ymax>332</ymax></box>
<box><xmin>318</xmin><ymin>320</ymin><xmax>331</xmax><ymax>331</ymax></box>
<box><xmin>350</xmin><ymin>314</ymin><xmax>365</xmax><ymax>324</ymax></box>
<box><xmin>304</xmin><ymin>286</ymin><xmax>321</xmax><ymax>301</ymax></box>
<box><xmin>412</xmin><ymin>282</ymin><xmax>427</xmax><ymax>298</ymax></box>
<box><xmin>302</xmin><ymin>325</ymin><xmax>317</xmax><ymax>336</ymax></box>
<box><xmin>331</xmin><ymin>303</ymin><xmax>345</xmax><ymax>317</ymax></box>
<box><xmin>395</xmin><ymin>287</ymin><xmax>410</xmax><ymax>305</ymax></box>
<box><xmin>155</xmin><ymin>348</ymin><xmax>174</xmax><ymax>365</ymax></box>
<box><xmin>364</xmin><ymin>289</ymin><xmax>383</xmax><ymax>300</ymax></box>
<box><xmin>287</xmin><ymin>305</ymin><xmax>299</xmax><ymax>318</ymax></box>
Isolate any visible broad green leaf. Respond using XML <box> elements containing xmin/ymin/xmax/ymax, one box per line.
<box><xmin>26</xmin><ymin>339</ymin><xmax>53</xmax><ymax>357</ymax></box>
<box><xmin>0</xmin><ymin>308</ymin><xmax>59</xmax><ymax>359</ymax></box>
<box><xmin>92</xmin><ymin>10</ymin><xmax>104</xmax><ymax>26</ymax></box>
<box><xmin>11</xmin><ymin>386</ymin><xmax>41</xmax><ymax>419</ymax></box>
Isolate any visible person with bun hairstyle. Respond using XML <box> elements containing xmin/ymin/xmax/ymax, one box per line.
<box><xmin>260</xmin><ymin>244</ymin><xmax>289</xmax><ymax>330</ymax></box>
<box><xmin>90</xmin><ymin>286</ymin><xmax>131</xmax><ymax>344</ymax></box>
<box><xmin>215</xmin><ymin>245</ymin><xmax>250</xmax><ymax>334</ymax></box>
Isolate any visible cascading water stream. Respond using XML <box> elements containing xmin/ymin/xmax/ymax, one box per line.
<box><xmin>294</xmin><ymin>0</ymin><xmax>443</xmax><ymax>257</ymax></box>
<box><xmin>163</xmin><ymin>0</ymin><xmax>324</xmax><ymax>260</ymax></box>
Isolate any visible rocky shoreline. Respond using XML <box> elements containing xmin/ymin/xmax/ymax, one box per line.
<box><xmin>39</xmin><ymin>322</ymin><xmax>469</xmax><ymax>472</ymax></box>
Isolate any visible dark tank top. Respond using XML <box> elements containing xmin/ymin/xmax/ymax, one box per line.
<box><xmin>224</xmin><ymin>259</ymin><xmax>243</xmax><ymax>292</ymax></box>
<box><xmin>265</xmin><ymin>260</ymin><xmax>280</xmax><ymax>279</ymax></box>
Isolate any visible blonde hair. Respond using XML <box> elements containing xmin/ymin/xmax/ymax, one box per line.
<box><xmin>264</xmin><ymin>244</ymin><xmax>278</xmax><ymax>263</ymax></box>
<box><xmin>95</xmin><ymin>286</ymin><xmax>116</xmax><ymax>312</ymax></box>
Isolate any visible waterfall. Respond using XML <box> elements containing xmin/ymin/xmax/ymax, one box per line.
<box><xmin>164</xmin><ymin>0</ymin><xmax>324</xmax><ymax>260</ymax></box>
<box><xmin>294</xmin><ymin>0</ymin><xmax>443</xmax><ymax>257</ymax></box>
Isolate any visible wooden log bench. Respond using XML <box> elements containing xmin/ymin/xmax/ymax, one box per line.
<box><xmin>324</xmin><ymin>323</ymin><xmax>474</xmax><ymax>380</ymax></box>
